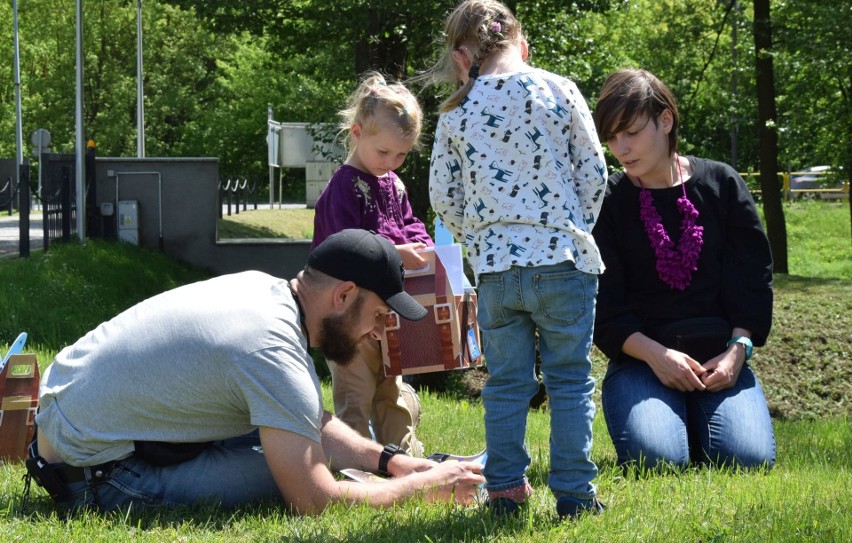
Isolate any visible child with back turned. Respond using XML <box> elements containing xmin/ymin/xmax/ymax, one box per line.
<box><xmin>312</xmin><ymin>72</ymin><xmax>431</xmax><ymax>456</ymax></box>
<box><xmin>426</xmin><ymin>0</ymin><xmax>608</xmax><ymax>519</ymax></box>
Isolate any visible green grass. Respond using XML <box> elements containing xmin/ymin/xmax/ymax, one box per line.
<box><xmin>217</xmin><ymin>208</ymin><xmax>315</xmax><ymax>240</ymax></box>
<box><xmin>1</xmin><ymin>203</ymin><xmax>851</xmax><ymax>541</ymax></box>
<box><xmin>218</xmin><ymin>200</ymin><xmax>852</xmax><ymax>278</ymax></box>
<box><xmin>0</xmin><ymin>239</ymin><xmax>210</xmax><ymax>348</ymax></box>
<box><xmin>762</xmin><ymin>200</ymin><xmax>852</xmax><ymax>280</ymax></box>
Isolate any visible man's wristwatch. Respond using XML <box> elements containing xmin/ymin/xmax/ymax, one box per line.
<box><xmin>726</xmin><ymin>336</ymin><xmax>753</xmax><ymax>361</ymax></box>
<box><xmin>378</xmin><ymin>443</ymin><xmax>407</xmax><ymax>477</ymax></box>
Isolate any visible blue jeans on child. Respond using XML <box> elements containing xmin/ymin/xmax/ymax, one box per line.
<box><xmin>478</xmin><ymin>261</ymin><xmax>599</xmax><ymax>502</ymax></box>
<box><xmin>52</xmin><ymin>432</ymin><xmax>281</xmax><ymax>510</ymax></box>
<box><xmin>602</xmin><ymin>359</ymin><xmax>776</xmax><ymax>469</ymax></box>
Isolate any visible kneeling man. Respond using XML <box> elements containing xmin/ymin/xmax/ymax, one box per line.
<box><xmin>29</xmin><ymin>229</ymin><xmax>483</xmax><ymax>514</ymax></box>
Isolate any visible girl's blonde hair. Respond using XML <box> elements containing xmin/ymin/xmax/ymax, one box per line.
<box><xmin>339</xmin><ymin>72</ymin><xmax>423</xmax><ymax>157</ymax></box>
<box><xmin>425</xmin><ymin>0</ymin><xmax>524</xmax><ymax>112</ymax></box>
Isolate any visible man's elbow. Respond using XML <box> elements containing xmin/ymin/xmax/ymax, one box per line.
<box><xmin>284</xmin><ymin>491</ymin><xmax>332</xmax><ymax>516</ymax></box>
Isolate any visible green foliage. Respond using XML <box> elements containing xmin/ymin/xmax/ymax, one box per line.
<box><xmin>773</xmin><ymin>0</ymin><xmax>852</xmax><ymax>172</ymax></box>
<box><xmin>1</xmin><ymin>1</ymin><xmax>849</xmax><ymax>240</ymax></box>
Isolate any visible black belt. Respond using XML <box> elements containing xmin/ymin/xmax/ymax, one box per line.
<box><xmin>25</xmin><ymin>453</ymin><xmax>121</xmax><ymax>502</ymax></box>
<box><xmin>52</xmin><ymin>461</ymin><xmax>120</xmax><ymax>485</ymax></box>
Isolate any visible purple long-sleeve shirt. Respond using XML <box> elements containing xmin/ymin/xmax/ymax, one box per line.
<box><xmin>311</xmin><ymin>164</ymin><xmax>433</xmax><ymax>249</ymax></box>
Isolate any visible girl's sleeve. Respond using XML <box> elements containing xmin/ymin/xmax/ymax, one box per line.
<box><xmin>429</xmin><ymin>118</ymin><xmax>466</xmax><ymax>243</ymax></box>
<box><xmin>592</xmin><ymin>186</ymin><xmax>644</xmax><ymax>360</ymax></box>
<box><xmin>399</xmin><ymin>191</ymin><xmax>434</xmax><ymax>246</ymax></box>
<box><xmin>311</xmin><ymin>175</ymin><xmax>363</xmax><ymax>249</ymax></box>
<box><xmin>720</xmin><ymin>167</ymin><xmax>774</xmax><ymax>346</ymax></box>
<box><xmin>566</xmin><ymin>81</ymin><xmax>608</xmax><ymax>230</ymax></box>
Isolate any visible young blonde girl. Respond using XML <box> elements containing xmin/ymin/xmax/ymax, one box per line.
<box><xmin>426</xmin><ymin>0</ymin><xmax>607</xmax><ymax>518</ymax></box>
<box><xmin>312</xmin><ymin>72</ymin><xmax>432</xmax><ymax>456</ymax></box>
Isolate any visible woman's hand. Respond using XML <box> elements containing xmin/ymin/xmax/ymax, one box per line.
<box><xmin>701</xmin><ymin>328</ymin><xmax>751</xmax><ymax>392</ymax></box>
<box><xmin>623</xmin><ymin>332</ymin><xmax>707</xmax><ymax>392</ymax></box>
<box><xmin>395</xmin><ymin>243</ymin><xmax>429</xmax><ymax>271</ymax></box>
<box><xmin>700</xmin><ymin>345</ymin><xmax>745</xmax><ymax>392</ymax></box>
<box><xmin>646</xmin><ymin>348</ymin><xmax>708</xmax><ymax>392</ymax></box>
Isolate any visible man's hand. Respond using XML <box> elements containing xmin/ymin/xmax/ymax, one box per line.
<box><xmin>386</xmin><ymin>453</ymin><xmax>439</xmax><ymax>477</ymax></box>
<box><xmin>419</xmin><ymin>460</ymin><xmax>484</xmax><ymax>505</ymax></box>
<box><xmin>260</xmin><ymin>422</ymin><xmax>485</xmax><ymax>515</ymax></box>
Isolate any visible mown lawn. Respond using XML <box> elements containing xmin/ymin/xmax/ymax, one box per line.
<box><xmin>1</xmin><ymin>201</ymin><xmax>850</xmax><ymax>542</ymax></box>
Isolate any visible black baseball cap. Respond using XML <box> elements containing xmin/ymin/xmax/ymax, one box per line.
<box><xmin>307</xmin><ymin>229</ymin><xmax>427</xmax><ymax>321</ymax></box>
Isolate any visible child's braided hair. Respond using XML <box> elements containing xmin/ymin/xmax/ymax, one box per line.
<box><xmin>434</xmin><ymin>0</ymin><xmax>523</xmax><ymax>112</ymax></box>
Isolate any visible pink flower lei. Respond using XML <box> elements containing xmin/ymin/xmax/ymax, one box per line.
<box><xmin>637</xmin><ymin>155</ymin><xmax>704</xmax><ymax>290</ymax></box>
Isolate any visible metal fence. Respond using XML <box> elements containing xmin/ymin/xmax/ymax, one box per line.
<box><xmin>218</xmin><ymin>177</ymin><xmax>261</xmax><ymax>217</ymax></box>
<box><xmin>739</xmin><ymin>169</ymin><xmax>849</xmax><ymax>201</ymax></box>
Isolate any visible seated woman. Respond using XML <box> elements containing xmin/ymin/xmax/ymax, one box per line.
<box><xmin>591</xmin><ymin>68</ymin><xmax>775</xmax><ymax>470</ymax></box>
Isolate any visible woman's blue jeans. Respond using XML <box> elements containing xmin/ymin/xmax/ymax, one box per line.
<box><xmin>602</xmin><ymin>359</ymin><xmax>776</xmax><ymax>469</ymax></box>
<box><xmin>478</xmin><ymin>261</ymin><xmax>599</xmax><ymax>501</ymax></box>
<box><xmin>56</xmin><ymin>432</ymin><xmax>281</xmax><ymax>511</ymax></box>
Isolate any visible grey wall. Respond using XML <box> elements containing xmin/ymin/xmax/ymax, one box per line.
<box><xmin>93</xmin><ymin>157</ymin><xmax>311</xmax><ymax>279</ymax></box>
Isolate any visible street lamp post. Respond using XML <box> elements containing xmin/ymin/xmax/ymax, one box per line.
<box><xmin>13</xmin><ymin>0</ymin><xmax>24</xmax><ymax>180</ymax></box>
<box><xmin>75</xmin><ymin>0</ymin><xmax>85</xmax><ymax>241</ymax></box>
<box><xmin>137</xmin><ymin>0</ymin><xmax>145</xmax><ymax>158</ymax></box>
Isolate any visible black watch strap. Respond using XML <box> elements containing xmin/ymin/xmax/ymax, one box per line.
<box><xmin>378</xmin><ymin>443</ymin><xmax>407</xmax><ymax>477</ymax></box>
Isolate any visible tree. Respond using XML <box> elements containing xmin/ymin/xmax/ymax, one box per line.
<box><xmin>753</xmin><ymin>0</ymin><xmax>787</xmax><ymax>272</ymax></box>
<box><xmin>167</xmin><ymin>0</ymin><xmax>627</xmax><ymax>218</ymax></box>
<box><xmin>773</xmin><ymin>0</ymin><xmax>852</xmax><ymax>241</ymax></box>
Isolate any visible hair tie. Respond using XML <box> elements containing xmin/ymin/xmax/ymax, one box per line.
<box><xmin>468</xmin><ymin>64</ymin><xmax>480</xmax><ymax>79</ymax></box>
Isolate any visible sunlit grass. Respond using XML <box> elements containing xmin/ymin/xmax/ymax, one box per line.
<box><xmin>760</xmin><ymin>200</ymin><xmax>851</xmax><ymax>279</ymax></box>
<box><xmin>1</xmin><ymin>203</ymin><xmax>850</xmax><ymax>541</ymax></box>
<box><xmin>217</xmin><ymin>208</ymin><xmax>315</xmax><ymax>240</ymax></box>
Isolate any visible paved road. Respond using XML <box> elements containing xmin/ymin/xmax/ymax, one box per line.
<box><xmin>0</xmin><ymin>213</ymin><xmax>44</xmax><ymax>258</ymax></box>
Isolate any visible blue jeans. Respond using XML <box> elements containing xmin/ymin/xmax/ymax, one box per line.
<box><xmin>478</xmin><ymin>261</ymin><xmax>599</xmax><ymax>501</ymax></box>
<box><xmin>55</xmin><ymin>432</ymin><xmax>281</xmax><ymax>510</ymax></box>
<box><xmin>602</xmin><ymin>360</ymin><xmax>776</xmax><ymax>469</ymax></box>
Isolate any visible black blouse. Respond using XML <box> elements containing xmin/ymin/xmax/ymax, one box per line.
<box><xmin>592</xmin><ymin>156</ymin><xmax>773</xmax><ymax>361</ymax></box>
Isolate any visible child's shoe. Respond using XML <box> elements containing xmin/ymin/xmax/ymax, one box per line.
<box><xmin>486</xmin><ymin>481</ymin><xmax>534</xmax><ymax>517</ymax></box>
<box><xmin>488</xmin><ymin>497</ymin><xmax>521</xmax><ymax>516</ymax></box>
<box><xmin>556</xmin><ymin>496</ymin><xmax>605</xmax><ymax>520</ymax></box>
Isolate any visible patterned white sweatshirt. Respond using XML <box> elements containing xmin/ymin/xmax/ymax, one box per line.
<box><xmin>429</xmin><ymin>68</ymin><xmax>607</xmax><ymax>278</ymax></box>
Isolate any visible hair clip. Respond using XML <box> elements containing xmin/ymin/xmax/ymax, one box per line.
<box><xmin>490</xmin><ymin>21</ymin><xmax>502</xmax><ymax>34</ymax></box>
<box><xmin>468</xmin><ymin>64</ymin><xmax>480</xmax><ymax>79</ymax></box>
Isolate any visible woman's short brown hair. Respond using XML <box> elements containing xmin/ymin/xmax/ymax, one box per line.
<box><xmin>594</xmin><ymin>69</ymin><xmax>680</xmax><ymax>155</ymax></box>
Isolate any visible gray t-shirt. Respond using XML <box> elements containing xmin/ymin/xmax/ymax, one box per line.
<box><xmin>36</xmin><ymin>271</ymin><xmax>323</xmax><ymax>466</ymax></box>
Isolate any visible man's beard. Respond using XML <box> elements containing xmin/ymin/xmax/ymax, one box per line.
<box><xmin>318</xmin><ymin>292</ymin><xmax>365</xmax><ymax>365</ymax></box>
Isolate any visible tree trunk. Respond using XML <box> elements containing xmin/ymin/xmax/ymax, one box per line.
<box><xmin>753</xmin><ymin>0</ymin><xmax>787</xmax><ymax>273</ymax></box>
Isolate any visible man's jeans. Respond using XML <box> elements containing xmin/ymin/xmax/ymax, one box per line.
<box><xmin>602</xmin><ymin>360</ymin><xmax>776</xmax><ymax>469</ymax></box>
<box><xmin>57</xmin><ymin>432</ymin><xmax>281</xmax><ymax>510</ymax></box>
<box><xmin>478</xmin><ymin>261</ymin><xmax>599</xmax><ymax>501</ymax></box>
